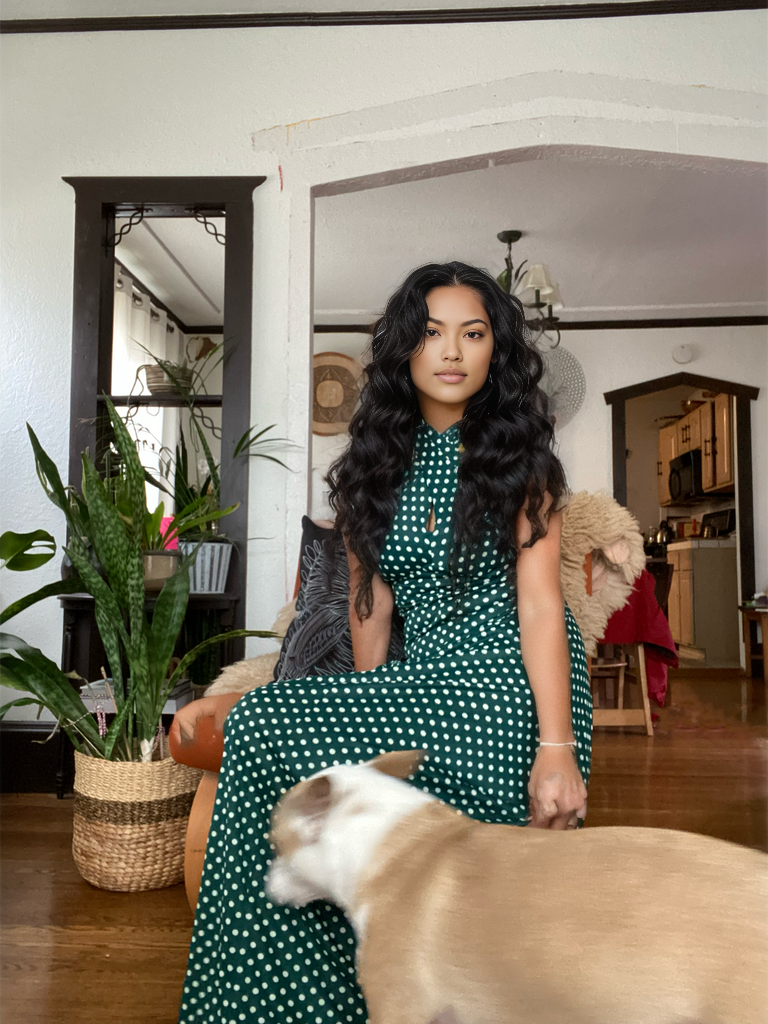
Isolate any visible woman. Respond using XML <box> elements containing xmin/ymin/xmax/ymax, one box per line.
<box><xmin>177</xmin><ymin>262</ymin><xmax>591</xmax><ymax>1024</ymax></box>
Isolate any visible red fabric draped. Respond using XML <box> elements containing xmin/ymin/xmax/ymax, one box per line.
<box><xmin>600</xmin><ymin>569</ymin><xmax>678</xmax><ymax>706</ymax></box>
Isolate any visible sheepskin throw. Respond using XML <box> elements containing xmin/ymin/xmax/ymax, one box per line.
<box><xmin>560</xmin><ymin>491</ymin><xmax>645</xmax><ymax>655</ymax></box>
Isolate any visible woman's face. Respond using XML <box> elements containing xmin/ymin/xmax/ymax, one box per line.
<box><xmin>409</xmin><ymin>284</ymin><xmax>495</xmax><ymax>415</ymax></box>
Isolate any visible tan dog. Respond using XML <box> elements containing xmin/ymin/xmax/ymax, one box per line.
<box><xmin>265</xmin><ymin>750</ymin><xmax>768</xmax><ymax>1024</ymax></box>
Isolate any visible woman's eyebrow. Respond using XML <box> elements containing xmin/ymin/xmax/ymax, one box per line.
<box><xmin>427</xmin><ymin>317</ymin><xmax>489</xmax><ymax>327</ymax></box>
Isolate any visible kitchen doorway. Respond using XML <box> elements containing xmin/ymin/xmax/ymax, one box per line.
<box><xmin>606</xmin><ymin>372</ymin><xmax>759</xmax><ymax>669</ymax></box>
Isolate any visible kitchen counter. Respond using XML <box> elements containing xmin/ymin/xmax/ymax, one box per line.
<box><xmin>666</xmin><ymin>537</ymin><xmax>737</xmax><ymax>550</ymax></box>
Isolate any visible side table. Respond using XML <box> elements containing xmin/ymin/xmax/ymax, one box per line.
<box><xmin>739</xmin><ymin>606</ymin><xmax>768</xmax><ymax>686</ymax></box>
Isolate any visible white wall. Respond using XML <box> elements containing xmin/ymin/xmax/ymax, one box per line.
<box><xmin>1</xmin><ymin>12</ymin><xmax>766</xmax><ymax>718</ymax></box>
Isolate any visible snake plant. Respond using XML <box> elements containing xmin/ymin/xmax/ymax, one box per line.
<box><xmin>0</xmin><ymin>396</ymin><xmax>275</xmax><ymax>761</ymax></box>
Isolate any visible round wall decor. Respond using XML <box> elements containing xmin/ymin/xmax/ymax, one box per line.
<box><xmin>312</xmin><ymin>352</ymin><xmax>364</xmax><ymax>435</ymax></box>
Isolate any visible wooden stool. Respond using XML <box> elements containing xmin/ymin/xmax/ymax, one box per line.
<box><xmin>740</xmin><ymin>606</ymin><xmax>768</xmax><ymax>686</ymax></box>
<box><xmin>591</xmin><ymin>642</ymin><xmax>654</xmax><ymax>737</ymax></box>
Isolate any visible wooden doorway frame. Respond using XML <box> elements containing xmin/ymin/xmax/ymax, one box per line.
<box><xmin>604</xmin><ymin>372</ymin><xmax>760</xmax><ymax>602</ymax></box>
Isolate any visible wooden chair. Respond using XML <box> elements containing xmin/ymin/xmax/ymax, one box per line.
<box><xmin>584</xmin><ymin>552</ymin><xmax>654</xmax><ymax>736</ymax></box>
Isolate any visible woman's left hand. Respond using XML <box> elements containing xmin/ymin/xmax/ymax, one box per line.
<box><xmin>527</xmin><ymin>746</ymin><xmax>588</xmax><ymax>830</ymax></box>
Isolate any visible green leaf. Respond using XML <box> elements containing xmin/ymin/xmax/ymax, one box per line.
<box><xmin>103</xmin><ymin>697</ymin><xmax>133</xmax><ymax>761</ymax></box>
<box><xmin>81</xmin><ymin>456</ymin><xmax>135</xmax><ymax>610</ymax></box>
<box><xmin>0</xmin><ymin>577</ymin><xmax>85</xmax><ymax>626</ymax></box>
<box><xmin>162</xmin><ymin>629</ymin><xmax>279</xmax><ymax>705</ymax></box>
<box><xmin>64</xmin><ymin>546</ymin><xmax>128</xmax><ymax>702</ymax></box>
<box><xmin>0</xmin><ymin>636</ymin><xmax>105</xmax><ymax>756</ymax></box>
<box><xmin>102</xmin><ymin>397</ymin><xmax>147</xmax><ymax>548</ymax></box>
<box><xmin>0</xmin><ymin>530</ymin><xmax>56</xmax><ymax>571</ymax></box>
<box><xmin>163</xmin><ymin>504</ymin><xmax>239</xmax><ymax>545</ymax></box>
<box><xmin>0</xmin><ymin>696</ymin><xmax>40</xmax><ymax>718</ymax></box>
<box><xmin>145</xmin><ymin>547</ymin><xmax>195</xmax><ymax>721</ymax></box>
<box><xmin>27</xmin><ymin>426</ymin><xmax>87</xmax><ymax>554</ymax></box>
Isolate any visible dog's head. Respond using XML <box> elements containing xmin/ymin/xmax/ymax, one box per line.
<box><xmin>265</xmin><ymin>749</ymin><xmax>426</xmax><ymax>908</ymax></box>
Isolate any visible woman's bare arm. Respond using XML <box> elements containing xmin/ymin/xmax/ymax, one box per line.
<box><xmin>516</xmin><ymin>499</ymin><xmax>588</xmax><ymax>829</ymax></box>
<box><xmin>516</xmin><ymin>503</ymin><xmax>573</xmax><ymax>745</ymax></box>
<box><xmin>344</xmin><ymin>536</ymin><xmax>394</xmax><ymax>671</ymax></box>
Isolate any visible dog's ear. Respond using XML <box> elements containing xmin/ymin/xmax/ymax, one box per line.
<box><xmin>369</xmin><ymin>749</ymin><xmax>426</xmax><ymax>780</ymax></box>
<box><xmin>291</xmin><ymin>774</ymin><xmax>333</xmax><ymax>821</ymax></box>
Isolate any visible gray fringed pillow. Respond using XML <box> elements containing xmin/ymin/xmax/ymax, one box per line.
<box><xmin>271</xmin><ymin>517</ymin><xmax>405</xmax><ymax>682</ymax></box>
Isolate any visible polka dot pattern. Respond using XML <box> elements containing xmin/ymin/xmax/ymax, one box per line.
<box><xmin>179</xmin><ymin>418</ymin><xmax>592</xmax><ymax>1023</ymax></box>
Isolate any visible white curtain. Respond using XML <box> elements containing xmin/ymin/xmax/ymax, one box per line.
<box><xmin>111</xmin><ymin>265</ymin><xmax>183</xmax><ymax>514</ymax></box>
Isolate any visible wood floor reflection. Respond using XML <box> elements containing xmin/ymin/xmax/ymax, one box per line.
<box><xmin>2</xmin><ymin>668</ymin><xmax>766</xmax><ymax>1024</ymax></box>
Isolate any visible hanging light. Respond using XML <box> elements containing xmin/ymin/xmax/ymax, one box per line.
<box><xmin>496</xmin><ymin>232</ymin><xmax>564</xmax><ymax>348</ymax></box>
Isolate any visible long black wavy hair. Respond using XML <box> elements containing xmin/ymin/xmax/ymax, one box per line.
<box><xmin>326</xmin><ymin>261</ymin><xmax>567</xmax><ymax>618</ymax></box>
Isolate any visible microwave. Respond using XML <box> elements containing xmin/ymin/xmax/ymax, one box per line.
<box><xmin>669</xmin><ymin>450</ymin><xmax>704</xmax><ymax>502</ymax></box>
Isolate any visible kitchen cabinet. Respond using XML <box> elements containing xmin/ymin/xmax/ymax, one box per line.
<box><xmin>666</xmin><ymin>541</ymin><xmax>739</xmax><ymax>666</ymax></box>
<box><xmin>700</xmin><ymin>400</ymin><xmax>715</xmax><ymax>491</ymax></box>
<box><xmin>657</xmin><ymin>423</ymin><xmax>678</xmax><ymax>505</ymax></box>
<box><xmin>676</xmin><ymin>406</ymin><xmax>702</xmax><ymax>454</ymax></box>
<box><xmin>657</xmin><ymin>395</ymin><xmax>733</xmax><ymax>503</ymax></box>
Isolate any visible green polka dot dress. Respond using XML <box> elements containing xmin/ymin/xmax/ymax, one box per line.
<box><xmin>179</xmin><ymin>419</ymin><xmax>592</xmax><ymax>1024</ymax></box>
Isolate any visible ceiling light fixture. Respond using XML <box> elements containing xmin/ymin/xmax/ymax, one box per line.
<box><xmin>496</xmin><ymin>230</ymin><xmax>562</xmax><ymax>348</ymax></box>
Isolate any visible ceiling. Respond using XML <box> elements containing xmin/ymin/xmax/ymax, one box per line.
<box><xmin>111</xmin><ymin>150</ymin><xmax>767</xmax><ymax>330</ymax></box>
<box><xmin>115</xmin><ymin>216</ymin><xmax>225</xmax><ymax>328</ymax></box>
<box><xmin>314</xmin><ymin>150</ymin><xmax>768</xmax><ymax>323</ymax></box>
<box><xmin>2</xmin><ymin>0</ymin><xmax>575</xmax><ymax>18</ymax></box>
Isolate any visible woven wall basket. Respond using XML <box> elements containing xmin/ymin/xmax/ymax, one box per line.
<box><xmin>73</xmin><ymin>752</ymin><xmax>202</xmax><ymax>892</ymax></box>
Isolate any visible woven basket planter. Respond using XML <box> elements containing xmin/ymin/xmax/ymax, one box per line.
<box><xmin>72</xmin><ymin>752</ymin><xmax>202</xmax><ymax>892</ymax></box>
<box><xmin>142</xmin><ymin>363</ymin><xmax>193</xmax><ymax>396</ymax></box>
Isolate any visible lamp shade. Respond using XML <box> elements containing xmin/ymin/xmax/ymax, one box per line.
<box><xmin>516</xmin><ymin>264</ymin><xmax>564</xmax><ymax>310</ymax></box>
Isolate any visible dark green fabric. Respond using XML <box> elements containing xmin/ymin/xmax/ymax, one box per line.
<box><xmin>180</xmin><ymin>419</ymin><xmax>592</xmax><ymax>1024</ymax></box>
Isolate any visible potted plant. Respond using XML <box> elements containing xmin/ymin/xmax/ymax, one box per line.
<box><xmin>150</xmin><ymin>343</ymin><xmax>294</xmax><ymax>594</ymax></box>
<box><xmin>0</xmin><ymin>397</ymin><xmax>276</xmax><ymax>892</ymax></box>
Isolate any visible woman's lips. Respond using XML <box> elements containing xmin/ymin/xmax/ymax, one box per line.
<box><xmin>435</xmin><ymin>372</ymin><xmax>466</xmax><ymax>383</ymax></box>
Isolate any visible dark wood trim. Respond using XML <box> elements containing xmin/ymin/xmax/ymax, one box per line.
<box><xmin>100</xmin><ymin>394</ymin><xmax>223</xmax><ymax>408</ymax></box>
<box><xmin>62</xmin><ymin>177</ymin><xmax>263</xmax><ymax>206</ymax></box>
<box><xmin>611</xmin><ymin>401</ymin><xmax>628</xmax><ymax>507</ymax></box>
<box><xmin>558</xmin><ymin>315</ymin><xmax>768</xmax><ymax>331</ymax></box>
<box><xmin>0</xmin><ymin>722</ymin><xmax>64</xmax><ymax>794</ymax></box>
<box><xmin>604</xmin><ymin>372</ymin><xmax>760</xmax><ymax>404</ymax></box>
<box><xmin>314</xmin><ymin>315</ymin><xmax>768</xmax><ymax>336</ymax></box>
<box><xmin>3</xmin><ymin>0</ymin><xmax>765</xmax><ymax>33</ymax></box>
<box><xmin>735</xmin><ymin>395</ymin><xmax>756</xmax><ymax>602</ymax></box>
<box><xmin>218</xmin><ymin>198</ymin><xmax>255</xmax><ymax>658</ymax></box>
<box><xmin>67</xmin><ymin>192</ymin><xmax>114</xmax><ymax>485</ymax></box>
<box><xmin>63</xmin><ymin>176</ymin><xmax>264</xmax><ymax>652</ymax></box>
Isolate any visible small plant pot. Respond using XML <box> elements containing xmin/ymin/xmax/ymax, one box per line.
<box><xmin>142</xmin><ymin>363</ymin><xmax>193</xmax><ymax>396</ymax></box>
<box><xmin>72</xmin><ymin>751</ymin><xmax>202</xmax><ymax>892</ymax></box>
<box><xmin>143</xmin><ymin>550</ymin><xmax>180</xmax><ymax>591</ymax></box>
<box><xmin>179</xmin><ymin>540</ymin><xmax>233</xmax><ymax>594</ymax></box>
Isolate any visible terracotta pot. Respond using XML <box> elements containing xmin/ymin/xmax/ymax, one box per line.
<box><xmin>143</xmin><ymin>550</ymin><xmax>180</xmax><ymax>591</ymax></box>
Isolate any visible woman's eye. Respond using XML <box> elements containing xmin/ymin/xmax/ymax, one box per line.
<box><xmin>465</xmin><ymin>331</ymin><xmax>483</xmax><ymax>339</ymax></box>
<box><xmin>425</xmin><ymin>329</ymin><xmax>439</xmax><ymax>337</ymax></box>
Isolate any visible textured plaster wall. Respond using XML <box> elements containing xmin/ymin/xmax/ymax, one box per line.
<box><xmin>1</xmin><ymin>12</ymin><xmax>766</xmax><ymax>718</ymax></box>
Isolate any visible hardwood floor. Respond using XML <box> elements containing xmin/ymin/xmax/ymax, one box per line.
<box><xmin>2</xmin><ymin>669</ymin><xmax>766</xmax><ymax>1024</ymax></box>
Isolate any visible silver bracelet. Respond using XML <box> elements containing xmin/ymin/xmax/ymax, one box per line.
<box><xmin>536</xmin><ymin>738</ymin><xmax>578</xmax><ymax>748</ymax></box>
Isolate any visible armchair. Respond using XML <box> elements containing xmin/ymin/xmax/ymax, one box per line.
<box><xmin>170</xmin><ymin>490</ymin><xmax>645</xmax><ymax>910</ymax></box>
